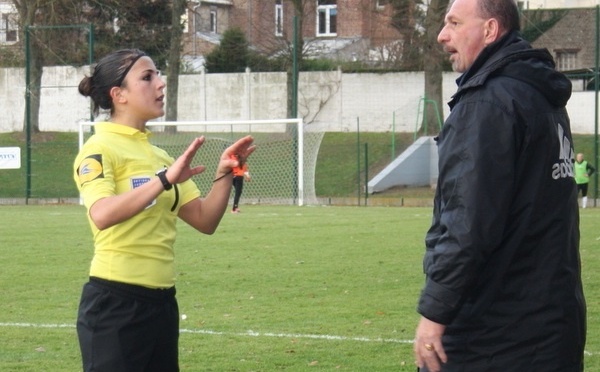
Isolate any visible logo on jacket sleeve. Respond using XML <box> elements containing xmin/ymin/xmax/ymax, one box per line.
<box><xmin>77</xmin><ymin>154</ymin><xmax>104</xmax><ymax>185</ymax></box>
<box><xmin>552</xmin><ymin>123</ymin><xmax>574</xmax><ymax>180</ymax></box>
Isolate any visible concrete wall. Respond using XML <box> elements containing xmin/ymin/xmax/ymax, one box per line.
<box><xmin>1</xmin><ymin>65</ymin><xmax>597</xmax><ymax>134</ymax></box>
<box><xmin>368</xmin><ymin>136</ymin><xmax>439</xmax><ymax>192</ymax></box>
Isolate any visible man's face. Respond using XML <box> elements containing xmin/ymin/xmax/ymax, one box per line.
<box><xmin>437</xmin><ymin>0</ymin><xmax>489</xmax><ymax>73</ymax></box>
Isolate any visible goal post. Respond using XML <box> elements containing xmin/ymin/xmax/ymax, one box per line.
<box><xmin>78</xmin><ymin>118</ymin><xmax>324</xmax><ymax>206</ymax></box>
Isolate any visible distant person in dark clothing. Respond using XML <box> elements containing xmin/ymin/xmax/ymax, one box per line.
<box><xmin>231</xmin><ymin>154</ymin><xmax>251</xmax><ymax>213</ymax></box>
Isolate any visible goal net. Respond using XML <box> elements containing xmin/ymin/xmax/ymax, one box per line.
<box><xmin>78</xmin><ymin>119</ymin><xmax>324</xmax><ymax>206</ymax></box>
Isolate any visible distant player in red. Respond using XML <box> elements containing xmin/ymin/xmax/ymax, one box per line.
<box><xmin>230</xmin><ymin>154</ymin><xmax>251</xmax><ymax>213</ymax></box>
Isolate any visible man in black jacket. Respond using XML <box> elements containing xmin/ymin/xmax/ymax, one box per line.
<box><xmin>413</xmin><ymin>0</ymin><xmax>586</xmax><ymax>371</ymax></box>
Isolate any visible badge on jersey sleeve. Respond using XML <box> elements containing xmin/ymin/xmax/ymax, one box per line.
<box><xmin>131</xmin><ymin>177</ymin><xmax>156</xmax><ymax>208</ymax></box>
<box><xmin>77</xmin><ymin>154</ymin><xmax>104</xmax><ymax>185</ymax></box>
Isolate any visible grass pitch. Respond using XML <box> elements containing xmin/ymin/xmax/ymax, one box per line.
<box><xmin>0</xmin><ymin>205</ymin><xmax>598</xmax><ymax>371</ymax></box>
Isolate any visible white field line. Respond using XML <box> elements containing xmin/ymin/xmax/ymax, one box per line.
<box><xmin>180</xmin><ymin>328</ymin><xmax>414</xmax><ymax>344</ymax></box>
<box><xmin>0</xmin><ymin>322</ymin><xmax>413</xmax><ymax>344</ymax></box>
<box><xmin>2</xmin><ymin>322</ymin><xmax>595</xmax><ymax>356</ymax></box>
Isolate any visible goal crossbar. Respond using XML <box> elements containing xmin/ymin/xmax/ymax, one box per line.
<box><xmin>78</xmin><ymin>118</ymin><xmax>311</xmax><ymax>206</ymax></box>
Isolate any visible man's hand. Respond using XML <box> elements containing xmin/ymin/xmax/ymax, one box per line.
<box><xmin>414</xmin><ymin>316</ymin><xmax>447</xmax><ymax>372</ymax></box>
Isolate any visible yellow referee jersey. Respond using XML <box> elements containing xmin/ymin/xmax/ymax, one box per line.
<box><xmin>73</xmin><ymin>122</ymin><xmax>201</xmax><ymax>289</ymax></box>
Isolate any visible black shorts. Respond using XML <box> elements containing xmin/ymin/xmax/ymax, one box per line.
<box><xmin>77</xmin><ymin>277</ymin><xmax>179</xmax><ymax>372</ymax></box>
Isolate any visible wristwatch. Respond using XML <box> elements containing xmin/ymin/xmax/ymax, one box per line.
<box><xmin>156</xmin><ymin>168</ymin><xmax>172</xmax><ymax>191</ymax></box>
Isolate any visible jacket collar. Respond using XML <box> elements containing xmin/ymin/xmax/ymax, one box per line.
<box><xmin>449</xmin><ymin>31</ymin><xmax>564</xmax><ymax>108</ymax></box>
<box><xmin>456</xmin><ymin>31</ymin><xmax>523</xmax><ymax>90</ymax></box>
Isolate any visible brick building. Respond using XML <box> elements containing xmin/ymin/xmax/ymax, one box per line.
<box><xmin>523</xmin><ymin>7</ymin><xmax>598</xmax><ymax>90</ymax></box>
<box><xmin>182</xmin><ymin>0</ymin><xmax>404</xmax><ymax>65</ymax></box>
<box><xmin>0</xmin><ymin>0</ymin><xmax>17</xmax><ymax>45</ymax></box>
<box><xmin>182</xmin><ymin>2</ymin><xmax>600</xmax><ymax>72</ymax></box>
<box><xmin>527</xmin><ymin>8</ymin><xmax>596</xmax><ymax>71</ymax></box>
<box><xmin>2</xmin><ymin>0</ymin><xmax>597</xmax><ymax>77</ymax></box>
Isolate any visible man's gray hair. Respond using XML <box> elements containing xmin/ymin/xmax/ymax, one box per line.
<box><xmin>478</xmin><ymin>0</ymin><xmax>520</xmax><ymax>32</ymax></box>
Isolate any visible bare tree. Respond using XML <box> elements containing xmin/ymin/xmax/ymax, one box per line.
<box><xmin>165</xmin><ymin>0</ymin><xmax>187</xmax><ymax>123</ymax></box>
<box><xmin>89</xmin><ymin>1</ymin><xmax>173</xmax><ymax>68</ymax></box>
<box><xmin>13</xmin><ymin>0</ymin><xmax>42</xmax><ymax>133</ymax></box>
<box><xmin>13</xmin><ymin>0</ymin><xmax>177</xmax><ymax>132</ymax></box>
<box><xmin>389</xmin><ymin>0</ymin><xmax>426</xmax><ymax>70</ymax></box>
<box><xmin>422</xmin><ymin>0</ymin><xmax>448</xmax><ymax>135</ymax></box>
<box><xmin>13</xmin><ymin>0</ymin><xmax>86</xmax><ymax>133</ymax></box>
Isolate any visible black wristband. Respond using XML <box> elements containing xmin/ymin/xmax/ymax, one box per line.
<box><xmin>213</xmin><ymin>170</ymin><xmax>233</xmax><ymax>183</ymax></box>
<box><xmin>156</xmin><ymin>168</ymin><xmax>173</xmax><ymax>190</ymax></box>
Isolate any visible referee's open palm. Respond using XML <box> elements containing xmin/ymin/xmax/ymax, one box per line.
<box><xmin>167</xmin><ymin>137</ymin><xmax>207</xmax><ymax>184</ymax></box>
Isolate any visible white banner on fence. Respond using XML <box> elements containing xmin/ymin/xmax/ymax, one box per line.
<box><xmin>0</xmin><ymin>147</ymin><xmax>21</xmax><ymax>169</ymax></box>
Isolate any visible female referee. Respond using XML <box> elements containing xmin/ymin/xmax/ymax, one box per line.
<box><xmin>73</xmin><ymin>48</ymin><xmax>255</xmax><ymax>372</ymax></box>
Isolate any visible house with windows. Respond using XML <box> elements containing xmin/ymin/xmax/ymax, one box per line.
<box><xmin>182</xmin><ymin>1</ymin><xmax>599</xmax><ymax>72</ymax></box>
<box><xmin>1</xmin><ymin>0</ymin><xmax>597</xmax><ymax>77</ymax></box>
<box><xmin>0</xmin><ymin>1</ymin><xmax>17</xmax><ymax>45</ymax></box>
<box><xmin>528</xmin><ymin>8</ymin><xmax>595</xmax><ymax>71</ymax></box>
<box><xmin>523</xmin><ymin>7</ymin><xmax>598</xmax><ymax>90</ymax></box>
<box><xmin>182</xmin><ymin>0</ymin><xmax>232</xmax><ymax>58</ymax></box>
<box><xmin>182</xmin><ymin>0</ymin><xmax>404</xmax><ymax>66</ymax></box>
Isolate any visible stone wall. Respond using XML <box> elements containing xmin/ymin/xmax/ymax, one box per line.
<box><xmin>0</xmin><ymin>66</ymin><xmax>597</xmax><ymax>134</ymax></box>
